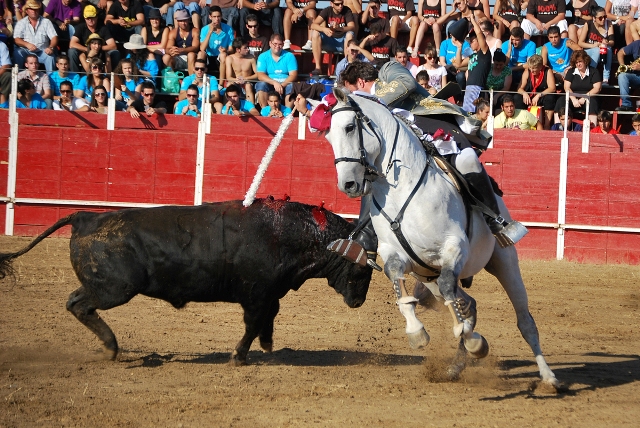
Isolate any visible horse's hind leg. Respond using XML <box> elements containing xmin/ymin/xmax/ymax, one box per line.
<box><xmin>384</xmin><ymin>254</ymin><xmax>430</xmax><ymax>349</ymax></box>
<box><xmin>485</xmin><ymin>245</ymin><xmax>560</xmax><ymax>389</ymax></box>
<box><xmin>66</xmin><ymin>286</ymin><xmax>119</xmax><ymax>360</ymax></box>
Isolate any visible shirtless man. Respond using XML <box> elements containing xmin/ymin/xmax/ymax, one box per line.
<box><xmin>226</xmin><ymin>38</ymin><xmax>258</xmax><ymax>104</ymax></box>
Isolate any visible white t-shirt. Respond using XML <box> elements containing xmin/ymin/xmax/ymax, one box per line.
<box><xmin>417</xmin><ymin>65</ymin><xmax>447</xmax><ymax>90</ymax></box>
<box><xmin>53</xmin><ymin>97</ymin><xmax>90</xmax><ymax>111</ymax></box>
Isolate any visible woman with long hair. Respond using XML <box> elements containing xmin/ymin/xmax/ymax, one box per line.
<box><xmin>89</xmin><ymin>85</ymin><xmax>109</xmax><ymax>114</ymax></box>
<box><xmin>124</xmin><ymin>34</ymin><xmax>160</xmax><ymax>82</ymax></box>
<box><xmin>114</xmin><ymin>58</ymin><xmax>143</xmax><ymax>107</ymax></box>
<box><xmin>514</xmin><ymin>54</ymin><xmax>556</xmax><ymax>129</ymax></box>
<box><xmin>415</xmin><ymin>44</ymin><xmax>447</xmax><ymax>91</ymax></box>
<box><xmin>79</xmin><ymin>34</ymin><xmax>112</xmax><ymax>73</ymax></box>
<box><xmin>76</xmin><ymin>58</ymin><xmax>111</xmax><ymax>103</ymax></box>
<box><xmin>141</xmin><ymin>8</ymin><xmax>169</xmax><ymax>63</ymax></box>
<box><xmin>578</xmin><ymin>7</ymin><xmax>614</xmax><ymax>84</ymax></box>
<box><xmin>472</xmin><ymin>97</ymin><xmax>490</xmax><ymax>130</ymax></box>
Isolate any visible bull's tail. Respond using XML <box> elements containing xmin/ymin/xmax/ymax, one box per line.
<box><xmin>0</xmin><ymin>213</ymin><xmax>80</xmax><ymax>279</ymax></box>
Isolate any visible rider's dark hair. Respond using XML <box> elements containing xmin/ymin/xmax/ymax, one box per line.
<box><xmin>340</xmin><ymin>61</ymin><xmax>379</xmax><ymax>85</ymax></box>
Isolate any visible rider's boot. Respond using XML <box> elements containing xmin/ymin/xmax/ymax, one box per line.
<box><xmin>463</xmin><ymin>170</ymin><xmax>528</xmax><ymax>247</ymax></box>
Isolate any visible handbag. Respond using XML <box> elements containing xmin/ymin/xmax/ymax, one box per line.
<box><xmin>161</xmin><ymin>68</ymin><xmax>184</xmax><ymax>94</ymax></box>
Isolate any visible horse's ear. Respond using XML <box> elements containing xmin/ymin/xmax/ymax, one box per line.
<box><xmin>308</xmin><ymin>98</ymin><xmax>321</xmax><ymax>109</ymax></box>
<box><xmin>333</xmin><ymin>87</ymin><xmax>348</xmax><ymax>103</ymax></box>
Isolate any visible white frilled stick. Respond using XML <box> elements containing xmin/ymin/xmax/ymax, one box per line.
<box><xmin>242</xmin><ymin>108</ymin><xmax>298</xmax><ymax>207</ymax></box>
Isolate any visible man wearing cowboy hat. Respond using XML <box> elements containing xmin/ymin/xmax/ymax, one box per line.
<box><xmin>43</xmin><ymin>0</ymin><xmax>81</xmax><ymax>40</ymax></box>
<box><xmin>13</xmin><ymin>0</ymin><xmax>59</xmax><ymax>72</ymax></box>
<box><xmin>69</xmin><ymin>5</ymin><xmax>119</xmax><ymax>72</ymax></box>
<box><xmin>106</xmin><ymin>0</ymin><xmax>145</xmax><ymax>44</ymax></box>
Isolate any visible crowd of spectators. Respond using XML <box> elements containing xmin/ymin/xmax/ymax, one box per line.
<box><xmin>0</xmin><ymin>0</ymin><xmax>639</xmax><ymax>132</ymax></box>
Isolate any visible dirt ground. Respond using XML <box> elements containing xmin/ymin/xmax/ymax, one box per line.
<box><xmin>0</xmin><ymin>236</ymin><xmax>639</xmax><ymax>427</ymax></box>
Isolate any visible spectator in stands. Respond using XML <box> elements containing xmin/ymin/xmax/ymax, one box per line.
<box><xmin>152</xmin><ymin>0</ymin><xmax>174</xmax><ymax>27</ymax></box>
<box><xmin>243</xmin><ymin>14</ymin><xmax>269</xmax><ymax>57</ymax></box>
<box><xmin>554</xmin><ymin>50</ymin><xmax>601</xmax><ymax>124</ymax></box>
<box><xmin>174</xmin><ymin>83</ymin><xmax>202</xmax><ymax>117</ymax></box>
<box><xmin>360</xmin><ymin>0</ymin><xmax>389</xmax><ymax>39</ymax></box>
<box><xmin>68</xmin><ymin>6</ymin><xmax>119</xmax><ymax>74</ymax></box>
<box><xmin>283</xmin><ymin>0</ymin><xmax>317</xmax><ymax>51</ymax></box>
<box><xmin>522</xmin><ymin>0</ymin><xmax>568</xmax><ymax>39</ymax></box>
<box><xmin>454</xmin><ymin>15</ymin><xmax>490</xmax><ymax>113</ymax></box>
<box><xmin>616</xmin><ymin>38</ymin><xmax>640</xmax><ymax>112</ymax></box>
<box><xmin>578</xmin><ymin>7</ymin><xmax>613</xmax><ymax>84</ymax></box>
<box><xmin>261</xmin><ymin>91</ymin><xmax>292</xmax><ymax>117</ymax></box>
<box><xmin>0</xmin><ymin>40</ymin><xmax>10</xmax><ymax>105</ymax></box>
<box><xmin>550</xmin><ymin>107</ymin><xmax>583</xmax><ymax>131</ymax></box>
<box><xmin>415</xmin><ymin>69</ymin><xmax>432</xmax><ymax>91</ymax></box>
<box><xmin>163</xmin><ymin>9</ymin><xmax>200</xmax><ymax>75</ymax></box>
<box><xmin>238</xmin><ymin>0</ymin><xmax>283</xmax><ymax>40</ymax></box>
<box><xmin>472</xmin><ymin>97</ymin><xmax>490</xmax><ymax>130</ymax></box>
<box><xmin>591</xmin><ymin>110</ymin><xmax>619</xmax><ymax>134</ymax></box>
<box><xmin>256</xmin><ymin>34</ymin><xmax>298</xmax><ymax>109</ymax></box>
<box><xmin>388</xmin><ymin>0</ymin><xmax>419</xmax><ymax>55</ymax></box>
<box><xmin>414</xmin><ymin>0</ymin><xmax>449</xmax><ymax>59</ymax></box>
<box><xmin>503</xmin><ymin>27</ymin><xmax>535</xmax><ymax>87</ymax></box>
<box><xmin>17</xmin><ymin>54</ymin><xmax>53</xmax><ymax>109</ymax></box>
<box><xmin>49</xmin><ymin>55</ymin><xmax>80</xmax><ymax>100</ymax></box>
<box><xmin>114</xmin><ymin>58</ymin><xmax>142</xmax><ymax>107</ymax></box>
<box><xmin>486</xmin><ymin>50</ymin><xmax>512</xmax><ymax>104</ymax></box>
<box><xmin>310</xmin><ymin>0</ymin><xmax>356</xmax><ymax>76</ymax></box>
<box><xmin>13</xmin><ymin>0</ymin><xmax>58</xmax><ymax>72</ymax></box>
<box><xmin>0</xmin><ymin>78</ymin><xmax>48</xmax><ymax>109</ymax></box>
<box><xmin>415</xmin><ymin>44</ymin><xmax>446</xmax><ymax>91</ymax></box>
<box><xmin>568</xmin><ymin>0</ymin><xmax>597</xmax><ymax>43</ymax></box>
<box><xmin>219</xmin><ymin>83</ymin><xmax>260</xmax><ymax>115</ymax></box>
<box><xmin>335</xmin><ymin>39</ymin><xmax>369</xmax><ymax>79</ymax></box>
<box><xmin>480</xmin><ymin>19</ymin><xmax>502</xmax><ymax>56</ymax></box>
<box><xmin>493</xmin><ymin>0</ymin><xmax>523</xmax><ymax>40</ymax></box>
<box><xmin>359</xmin><ymin>18</ymin><xmax>398</xmax><ymax>69</ymax></box>
<box><xmin>76</xmin><ymin>58</ymin><xmax>111</xmax><ymax>103</ymax></box>
<box><xmin>128</xmin><ymin>80</ymin><xmax>167</xmax><ymax>117</ymax></box>
<box><xmin>106</xmin><ymin>0</ymin><xmax>145</xmax><ymax>44</ymax></box>
<box><xmin>79</xmin><ymin>34</ymin><xmax>112</xmax><ymax>73</ymax></box>
<box><xmin>450</xmin><ymin>0</ymin><xmax>489</xmax><ymax>23</ymax></box>
<box><xmin>179</xmin><ymin>58</ymin><xmax>220</xmax><ymax>106</ymax></box>
<box><xmin>514</xmin><ymin>54</ymin><xmax>556</xmax><ymax>129</ymax></box>
<box><xmin>628</xmin><ymin>113</ymin><xmax>640</xmax><ymax>134</ymax></box>
<box><xmin>199</xmin><ymin>6</ymin><xmax>233</xmax><ymax>80</ymax></box>
<box><xmin>125</xmin><ymin>34</ymin><xmax>160</xmax><ymax>80</ymax></box>
<box><xmin>439</xmin><ymin>24</ymin><xmax>471</xmax><ymax>93</ymax></box>
<box><xmin>226</xmin><ymin>38</ymin><xmax>257</xmax><ymax>105</ymax></box>
<box><xmin>89</xmin><ymin>85</ymin><xmax>109</xmax><ymax>113</ymax></box>
<box><xmin>395</xmin><ymin>46</ymin><xmax>418</xmax><ymax>76</ymax></box>
<box><xmin>541</xmin><ymin>25</ymin><xmax>581</xmax><ymax>83</ymax></box>
<box><xmin>605</xmin><ymin>0</ymin><xmax>633</xmax><ymax>47</ymax></box>
<box><xmin>43</xmin><ymin>0</ymin><xmax>81</xmax><ymax>41</ymax></box>
<box><xmin>493</xmin><ymin>94</ymin><xmax>544</xmax><ymax>130</ymax></box>
<box><xmin>52</xmin><ymin>80</ymin><xmax>90</xmax><ymax>111</ymax></box>
<box><xmin>141</xmin><ymin>8</ymin><xmax>169</xmax><ymax>62</ymax></box>
<box><xmin>168</xmin><ymin>0</ymin><xmax>203</xmax><ymax>30</ymax></box>
<box><xmin>205</xmin><ymin>0</ymin><xmax>239</xmax><ymax>31</ymax></box>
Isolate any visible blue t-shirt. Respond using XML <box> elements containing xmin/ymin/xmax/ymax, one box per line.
<box><xmin>0</xmin><ymin>93</ymin><xmax>48</xmax><ymax>109</ymax></box>
<box><xmin>630</xmin><ymin>130</ymin><xmax>638</xmax><ymax>136</ymax></box>
<box><xmin>200</xmin><ymin>23</ymin><xmax>233</xmax><ymax>57</ymax></box>
<box><xmin>439</xmin><ymin>38</ymin><xmax>472</xmax><ymax>66</ymax></box>
<box><xmin>180</xmin><ymin>74</ymin><xmax>219</xmax><ymax>100</ymax></box>
<box><xmin>260</xmin><ymin>104</ymin><xmax>292</xmax><ymax>117</ymax></box>
<box><xmin>257</xmin><ymin>50</ymin><xmax>298</xmax><ymax>82</ymax></box>
<box><xmin>502</xmin><ymin>39</ymin><xmax>536</xmax><ymax>68</ymax></box>
<box><xmin>221</xmin><ymin>99</ymin><xmax>256</xmax><ymax>114</ymax></box>
<box><xmin>121</xmin><ymin>77</ymin><xmax>144</xmax><ymax>102</ymax></box>
<box><xmin>48</xmin><ymin>72</ymin><xmax>80</xmax><ymax>97</ymax></box>
<box><xmin>174</xmin><ymin>98</ymin><xmax>203</xmax><ymax>116</ymax></box>
<box><xmin>77</xmin><ymin>76</ymin><xmax>111</xmax><ymax>102</ymax></box>
<box><xmin>545</xmin><ymin>39</ymin><xmax>572</xmax><ymax>74</ymax></box>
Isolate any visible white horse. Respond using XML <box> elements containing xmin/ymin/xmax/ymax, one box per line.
<box><xmin>321</xmin><ymin>89</ymin><xmax>559</xmax><ymax>389</ymax></box>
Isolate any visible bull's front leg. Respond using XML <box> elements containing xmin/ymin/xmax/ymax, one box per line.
<box><xmin>231</xmin><ymin>304</ymin><xmax>268</xmax><ymax>366</ymax></box>
<box><xmin>258</xmin><ymin>300</ymin><xmax>280</xmax><ymax>353</ymax></box>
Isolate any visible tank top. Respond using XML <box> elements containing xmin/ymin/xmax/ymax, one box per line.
<box><xmin>175</xmin><ymin>28</ymin><xmax>193</xmax><ymax>49</ymax></box>
<box><xmin>467</xmin><ymin>0</ymin><xmax>484</xmax><ymax>12</ymax></box>
<box><xmin>422</xmin><ymin>0</ymin><xmax>441</xmax><ymax>19</ymax></box>
<box><xmin>585</xmin><ymin>21</ymin><xmax>607</xmax><ymax>45</ymax></box>
<box><xmin>146</xmin><ymin>25</ymin><xmax>163</xmax><ymax>46</ymax></box>
<box><xmin>546</xmin><ymin>40</ymin><xmax>571</xmax><ymax>73</ymax></box>
<box><xmin>497</xmin><ymin>1</ymin><xmax>520</xmax><ymax>23</ymax></box>
<box><xmin>523</xmin><ymin>67</ymin><xmax>552</xmax><ymax>94</ymax></box>
<box><xmin>573</xmin><ymin>0</ymin><xmax>596</xmax><ymax>27</ymax></box>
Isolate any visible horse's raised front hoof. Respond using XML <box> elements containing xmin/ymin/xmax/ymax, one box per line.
<box><xmin>464</xmin><ymin>333</ymin><xmax>489</xmax><ymax>359</ymax></box>
<box><xmin>531</xmin><ymin>378</ymin><xmax>566</xmax><ymax>395</ymax></box>
<box><xmin>229</xmin><ymin>351</ymin><xmax>247</xmax><ymax>367</ymax></box>
<box><xmin>259</xmin><ymin>340</ymin><xmax>273</xmax><ymax>353</ymax></box>
<box><xmin>407</xmin><ymin>328</ymin><xmax>430</xmax><ymax>349</ymax></box>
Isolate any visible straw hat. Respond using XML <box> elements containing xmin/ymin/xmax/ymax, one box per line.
<box><xmin>86</xmin><ymin>33</ymin><xmax>104</xmax><ymax>45</ymax></box>
<box><xmin>123</xmin><ymin>34</ymin><xmax>147</xmax><ymax>50</ymax></box>
<box><xmin>24</xmin><ymin>0</ymin><xmax>41</xmax><ymax>11</ymax></box>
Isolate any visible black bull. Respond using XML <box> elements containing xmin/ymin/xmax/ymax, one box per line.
<box><xmin>0</xmin><ymin>199</ymin><xmax>373</xmax><ymax>365</ymax></box>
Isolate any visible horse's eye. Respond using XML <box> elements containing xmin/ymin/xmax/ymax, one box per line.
<box><xmin>345</xmin><ymin>124</ymin><xmax>355</xmax><ymax>134</ymax></box>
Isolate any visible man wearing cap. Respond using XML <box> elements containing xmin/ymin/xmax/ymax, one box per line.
<box><xmin>13</xmin><ymin>0</ymin><xmax>59</xmax><ymax>72</ymax></box>
<box><xmin>43</xmin><ymin>0</ymin><xmax>81</xmax><ymax>40</ymax></box>
<box><xmin>163</xmin><ymin>8</ymin><xmax>200</xmax><ymax>75</ymax></box>
<box><xmin>69</xmin><ymin>5</ymin><xmax>119</xmax><ymax>72</ymax></box>
<box><xmin>106</xmin><ymin>0</ymin><xmax>145</xmax><ymax>44</ymax></box>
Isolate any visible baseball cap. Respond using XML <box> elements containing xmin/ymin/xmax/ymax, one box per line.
<box><xmin>84</xmin><ymin>5</ymin><xmax>97</xmax><ymax>18</ymax></box>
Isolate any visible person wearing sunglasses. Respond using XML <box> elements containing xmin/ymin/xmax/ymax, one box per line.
<box><xmin>414</xmin><ymin>45</ymin><xmax>446</xmax><ymax>92</ymax></box>
<box><xmin>127</xmin><ymin>80</ymin><xmax>167</xmax><ymax>118</ymax></box>
<box><xmin>309</xmin><ymin>0</ymin><xmax>356</xmax><ymax>76</ymax></box>
<box><xmin>243</xmin><ymin>15</ymin><xmax>269</xmax><ymax>57</ymax></box>
<box><xmin>76</xmin><ymin>57</ymin><xmax>111</xmax><ymax>103</ymax></box>
<box><xmin>0</xmin><ymin>78</ymin><xmax>48</xmax><ymax>109</ymax></box>
<box><xmin>89</xmin><ymin>85</ymin><xmax>109</xmax><ymax>114</ymax></box>
<box><xmin>177</xmin><ymin>59</ymin><xmax>221</xmax><ymax>110</ymax></box>
<box><xmin>174</xmin><ymin>84</ymin><xmax>202</xmax><ymax>117</ymax></box>
<box><xmin>567</xmin><ymin>0</ymin><xmax>598</xmax><ymax>43</ymax></box>
<box><xmin>53</xmin><ymin>80</ymin><xmax>90</xmax><ymax>111</ymax></box>
<box><xmin>238</xmin><ymin>0</ymin><xmax>284</xmax><ymax>41</ymax></box>
<box><xmin>577</xmin><ymin>7</ymin><xmax>614</xmax><ymax>84</ymax></box>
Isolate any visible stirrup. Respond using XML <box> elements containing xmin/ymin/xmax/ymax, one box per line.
<box><xmin>488</xmin><ymin>217</ymin><xmax>528</xmax><ymax>248</ymax></box>
<box><xmin>327</xmin><ymin>239</ymin><xmax>382</xmax><ymax>271</ymax></box>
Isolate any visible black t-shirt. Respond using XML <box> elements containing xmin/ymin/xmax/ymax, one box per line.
<box><xmin>572</xmin><ymin>0</ymin><xmax>598</xmax><ymax>26</ymax></box>
<box><xmin>359</xmin><ymin>17</ymin><xmax>390</xmax><ymax>39</ymax></box>
<box><xmin>564</xmin><ymin>66</ymin><xmax>601</xmax><ymax>93</ymax></box>
<box><xmin>152</xmin><ymin>0</ymin><xmax>170</xmax><ymax>8</ymax></box>
<box><xmin>585</xmin><ymin>21</ymin><xmax>607</xmax><ymax>45</ymax></box>
<box><xmin>387</xmin><ymin>0</ymin><xmax>415</xmax><ymax>19</ymax></box>
<box><xmin>319</xmin><ymin>6</ymin><xmax>354</xmax><ymax>29</ymax></box>
<box><xmin>73</xmin><ymin>23</ymin><xmax>114</xmax><ymax>47</ymax></box>
<box><xmin>243</xmin><ymin>35</ymin><xmax>268</xmax><ymax>58</ymax></box>
<box><xmin>108</xmin><ymin>0</ymin><xmax>144</xmax><ymax>23</ymax></box>
<box><xmin>527</xmin><ymin>0</ymin><xmax>565</xmax><ymax>24</ymax></box>
<box><xmin>131</xmin><ymin>96</ymin><xmax>167</xmax><ymax>112</ymax></box>
<box><xmin>365</xmin><ymin>35</ymin><xmax>399</xmax><ymax>68</ymax></box>
<box><xmin>466</xmin><ymin>48</ymin><xmax>492</xmax><ymax>87</ymax></box>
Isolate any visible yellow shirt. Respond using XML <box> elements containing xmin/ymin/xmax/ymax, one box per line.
<box><xmin>493</xmin><ymin>109</ymin><xmax>539</xmax><ymax>130</ymax></box>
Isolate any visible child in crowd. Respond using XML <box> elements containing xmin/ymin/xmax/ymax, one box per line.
<box><xmin>114</xmin><ymin>59</ymin><xmax>143</xmax><ymax>108</ymax></box>
<box><xmin>591</xmin><ymin>110</ymin><xmax>618</xmax><ymax>134</ymax></box>
<box><xmin>415</xmin><ymin>44</ymin><xmax>446</xmax><ymax>92</ymax></box>
<box><xmin>551</xmin><ymin>107</ymin><xmax>583</xmax><ymax>131</ymax></box>
<box><xmin>261</xmin><ymin>91</ymin><xmax>292</xmax><ymax>117</ymax></box>
<box><xmin>629</xmin><ymin>114</ymin><xmax>640</xmax><ymax>135</ymax></box>
<box><xmin>79</xmin><ymin>34</ymin><xmax>111</xmax><ymax>73</ymax></box>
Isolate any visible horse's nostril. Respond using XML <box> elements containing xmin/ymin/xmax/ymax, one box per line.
<box><xmin>345</xmin><ymin>181</ymin><xmax>358</xmax><ymax>192</ymax></box>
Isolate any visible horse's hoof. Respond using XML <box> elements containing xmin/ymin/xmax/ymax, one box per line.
<box><xmin>446</xmin><ymin>363</ymin><xmax>464</xmax><ymax>381</ymax></box>
<box><xmin>531</xmin><ymin>379</ymin><xmax>565</xmax><ymax>394</ymax></box>
<box><xmin>260</xmin><ymin>340</ymin><xmax>273</xmax><ymax>353</ymax></box>
<box><xmin>464</xmin><ymin>333</ymin><xmax>489</xmax><ymax>359</ymax></box>
<box><xmin>407</xmin><ymin>328</ymin><xmax>430</xmax><ymax>349</ymax></box>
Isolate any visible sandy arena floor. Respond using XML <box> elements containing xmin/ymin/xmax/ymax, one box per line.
<box><xmin>0</xmin><ymin>235</ymin><xmax>639</xmax><ymax>427</ymax></box>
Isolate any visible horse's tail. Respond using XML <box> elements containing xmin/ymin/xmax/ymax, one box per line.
<box><xmin>0</xmin><ymin>213</ymin><xmax>80</xmax><ymax>279</ymax></box>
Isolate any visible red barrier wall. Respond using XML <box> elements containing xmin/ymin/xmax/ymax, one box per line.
<box><xmin>2</xmin><ymin>111</ymin><xmax>640</xmax><ymax>264</ymax></box>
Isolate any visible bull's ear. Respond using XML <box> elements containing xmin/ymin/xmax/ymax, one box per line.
<box><xmin>308</xmin><ymin>98</ymin><xmax>321</xmax><ymax>109</ymax></box>
<box><xmin>333</xmin><ymin>87</ymin><xmax>348</xmax><ymax>103</ymax></box>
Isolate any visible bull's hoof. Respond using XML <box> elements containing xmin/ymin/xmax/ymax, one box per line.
<box><xmin>260</xmin><ymin>340</ymin><xmax>273</xmax><ymax>353</ymax></box>
<box><xmin>103</xmin><ymin>345</ymin><xmax>118</xmax><ymax>361</ymax></box>
<box><xmin>464</xmin><ymin>333</ymin><xmax>489</xmax><ymax>359</ymax></box>
<box><xmin>407</xmin><ymin>328</ymin><xmax>430</xmax><ymax>349</ymax></box>
<box><xmin>229</xmin><ymin>351</ymin><xmax>247</xmax><ymax>367</ymax></box>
